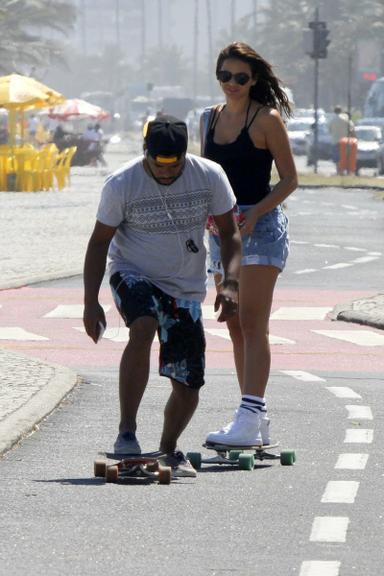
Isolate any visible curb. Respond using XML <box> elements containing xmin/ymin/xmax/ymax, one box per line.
<box><xmin>330</xmin><ymin>293</ymin><xmax>384</xmax><ymax>331</ymax></box>
<box><xmin>0</xmin><ymin>269</ymin><xmax>81</xmax><ymax>291</ymax></box>
<box><xmin>0</xmin><ymin>351</ymin><xmax>79</xmax><ymax>456</ymax></box>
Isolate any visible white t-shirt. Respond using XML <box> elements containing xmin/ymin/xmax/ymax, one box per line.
<box><xmin>96</xmin><ymin>153</ymin><xmax>236</xmax><ymax>301</ymax></box>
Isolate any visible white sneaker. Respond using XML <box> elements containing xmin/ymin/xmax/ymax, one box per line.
<box><xmin>206</xmin><ymin>409</ymin><xmax>262</xmax><ymax>446</ymax></box>
<box><xmin>213</xmin><ymin>410</ymin><xmax>271</xmax><ymax>446</ymax></box>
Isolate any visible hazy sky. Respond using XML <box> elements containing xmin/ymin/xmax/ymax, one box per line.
<box><xmin>73</xmin><ymin>0</ymin><xmax>259</xmax><ymax>63</ymax></box>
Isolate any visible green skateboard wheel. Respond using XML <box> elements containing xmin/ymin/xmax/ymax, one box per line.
<box><xmin>229</xmin><ymin>450</ymin><xmax>242</xmax><ymax>461</ymax></box>
<box><xmin>238</xmin><ymin>453</ymin><xmax>255</xmax><ymax>470</ymax></box>
<box><xmin>280</xmin><ymin>450</ymin><xmax>296</xmax><ymax>466</ymax></box>
<box><xmin>186</xmin><ymin>451</ymin><xmax>202</xmax><ymax>470</ymax></box>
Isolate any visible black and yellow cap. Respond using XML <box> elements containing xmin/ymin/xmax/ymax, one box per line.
<box><xmin>144</xmin><ymin>115</ymin><xmax>188</xmax><ymax>164</ymax></box>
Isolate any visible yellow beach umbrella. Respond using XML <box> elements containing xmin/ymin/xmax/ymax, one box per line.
<box><xmin>0</xmin><ymin>74</ymin><xmax>65</xmax><ymax>144</ymax></box>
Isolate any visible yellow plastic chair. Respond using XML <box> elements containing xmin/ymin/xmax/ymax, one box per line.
<box><xmin>0</xmin><ymin>149</ymin><xmax>18</xmax><ymax>191</ymax></box>
<box><xmin>54</xmin><ymin>146</ymin><xmax>77</xmax><ymax>190</ymax></box>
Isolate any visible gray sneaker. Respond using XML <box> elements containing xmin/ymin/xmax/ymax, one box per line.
<box><xmin>113</xmin><ymin>431</ymin><xmax>141</xmax><ymax>454</ymax></box>
<box><xmin>161</xmin><ymin>450</ymin><xmax>197</xmax><ymax>478</ymax></box>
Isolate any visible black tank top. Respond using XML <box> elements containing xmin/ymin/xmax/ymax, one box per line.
<box><xmin>204</xmin><ymin>104</ymin><xmax>273</xmax><ymax>205</ymax></box>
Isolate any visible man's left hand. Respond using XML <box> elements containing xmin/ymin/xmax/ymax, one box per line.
<box><xmin>214</xmin><ymin>281</ymin><xmax>238</xmax><ymax>322</ymax></box>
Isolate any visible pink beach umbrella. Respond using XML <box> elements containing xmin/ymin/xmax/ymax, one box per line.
<box><xmin>48</xmin><ymin>98</ymin><xmax>110</xmax><ymax>120</ymax></box>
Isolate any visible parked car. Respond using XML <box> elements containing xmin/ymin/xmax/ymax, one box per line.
<box><xmin>354</xmin><ymin>125</ymin><xmax>383</xmax><ymax>174</ymax></box>
<box><xmin>287</xmin><ymin>118</ymin><xmax>313</xmax><ymax>155</ymax></box>
<box><xmin>305</xmin><ymin>122</ymin><xmax>333</xmax><ymax>165</ymax></box>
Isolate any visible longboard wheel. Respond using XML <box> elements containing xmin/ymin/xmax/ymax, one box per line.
<box><xmin>186</xmin><ymin>451</ymin><xmax>202</xmax><ymax>470</ymax></box>
<box><xmin>94</xmin><ymin>459</ymin><xmax>107</xmax><ymax>478</ymax></box>
<box><xmin>238</xmin><ymin>453</ymin><xmax>255</xmax><ymax>470</ymax></box>
<box><xmin>228</xmin><ymin>450</ymin><xmax>242</xmax><ymax>461</ymax></box>
<box><xmin>280</xmin><ymin>450</ymin><xmax>296</xmax><ymax>466</ymax></box>
<box><xmin>106</xmin><ymin>465</ymin><xmax>119</xmax><ymax>483</ymax></box>
<box><xmin>158</xmin><ymin>465</ymin><xmax>172</xmax><ymax>485</ymax></box>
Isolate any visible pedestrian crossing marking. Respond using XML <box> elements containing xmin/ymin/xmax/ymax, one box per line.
<box><xmin>0</xmin><ymin>327</ymin><xmax>49</xmax><ymax>341</ymax></box>
<box><xmin>280</xmin><ymin>370</ymin><xmax>325</xmax><ymax>382</ymax></box>
<box><xmin>205</xmin><ymin>328</ymin><xmax>295</xmax><ymax>345</ymax></box>
<box><xmin>202</xmin><ymin>305</ymin><xmax>216</xmax><ymax>320</ymax></box>
<box><xmin>74</xmin><ymin>326</ymin><xmax>160</xmax><ymax>343</ymax></box>
<box><xmin>271</xmin><ymin>307</ymin><xmax>332</xmax><ymax>320</ymax></box>
<box><xmin>44</xmin><ymin>304</ymin><xmax>111</xmax><ymax>318</ymax></box>
<box><xmin>313</xmin><ymin>329</ymin><xmax>384</xmax><ymax>347</ymax></box>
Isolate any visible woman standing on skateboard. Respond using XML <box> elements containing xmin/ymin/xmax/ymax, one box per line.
<box><xmin>202</xmin><ymin>42</ymin><xmax>297</xmax><ymax>447</ymax></box>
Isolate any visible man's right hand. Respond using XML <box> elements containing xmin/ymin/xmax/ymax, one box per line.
<box><xmin>83</xmin><ymin>302</ymin><xmax>106</xmax><ymax>344</ymax></box>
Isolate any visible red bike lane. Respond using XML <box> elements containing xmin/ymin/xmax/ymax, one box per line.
<box><xmin>1</xmin><ymin>284</ymin><xmax>383</xmax><ymax>374</ymax></box>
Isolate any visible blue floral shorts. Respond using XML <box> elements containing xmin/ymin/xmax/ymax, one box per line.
<box><xmin>110</xmin><ymin>272</ymin><xmax>205</xmax><ymax>389</ymax></box>
<box><xmin>208</xmin><ymin>205</ymin><xmax>289</xmax><ymax>275</ymax></box>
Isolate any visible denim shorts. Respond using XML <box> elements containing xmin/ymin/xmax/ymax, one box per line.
<box><xmin>110</xmin><ymin>272</ymin><xmax>206</xmax><ymax>389</ymax></box>
<box><xmin>208</xmin><ymin>205</ymin><xmax>289</xmax><ymax>275</ymax></box>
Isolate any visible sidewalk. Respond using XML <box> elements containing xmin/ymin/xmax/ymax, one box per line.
<box><xmin>0</xmin><ymin>139</ymin><xmax>383</xmax><ymax>456</ymax></box>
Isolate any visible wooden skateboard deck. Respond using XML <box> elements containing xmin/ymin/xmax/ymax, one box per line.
<box><xmin>94</xmin><ymin>451</ymin><xmax>172</xmax><ymax>484</ymax></box>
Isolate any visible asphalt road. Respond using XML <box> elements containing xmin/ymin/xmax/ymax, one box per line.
<box><xmin>0</xmin><ymin>185</ymin><xmax>383</xmax><ymax>576</ymax></box>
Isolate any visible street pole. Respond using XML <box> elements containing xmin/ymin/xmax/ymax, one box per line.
<box><xmin>347</xmin><ymin>52</ymin><xmax>352</xmax><ymax>137</ymax></box>
<box><xmin>313</xmin><ymin>7</ymin><xmax>319</xmax><ymax>174</ymax></box>
<box><xmin>193</xmin><ymin>0</ymin><xmax>199</xmax><ymax>105</ymax></box>
<box><xmin>206</xmin><ymin>0</ymin><xmax>214</xmax><ymax>100</ymax></box>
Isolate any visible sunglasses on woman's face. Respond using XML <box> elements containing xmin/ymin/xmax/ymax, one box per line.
<box><xmin>217</xmin><ymin>70</ymin><xmax>252</xmax><ymax>86</ymax></box>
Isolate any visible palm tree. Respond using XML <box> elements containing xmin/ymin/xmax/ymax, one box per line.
<box><xmin>0</xmin><ymin>0</ymin><xmax>76</xmax><ymax>75</ymax></box>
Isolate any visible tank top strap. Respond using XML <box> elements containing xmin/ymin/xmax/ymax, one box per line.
<box><xmin>246</xmin><ymin>105</ymin><xmax>262</xmax><ymax>130</ymax></box>
<box><xmin>210</xmin><ymin>104</ymin><xmax>225</xmax><ymax>131</ymax></box>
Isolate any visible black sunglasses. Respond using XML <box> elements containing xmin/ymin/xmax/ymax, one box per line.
<box><xmin>217</xmin><ymin>70</ymin><xmax>252</xmax><ymax>86</ymax></box>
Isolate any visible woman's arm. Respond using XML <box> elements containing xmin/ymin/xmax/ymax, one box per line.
<box><xmin>243</xmin><ymin>108</ymin><xmax>297</xmax><ymax>234</ymax></box>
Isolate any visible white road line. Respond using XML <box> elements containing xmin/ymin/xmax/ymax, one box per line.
<box><xmin>280</xmin><ymin>370</ymin><xmax>325</xmax><ymax>382</ymax></box>
<box><xmin>344</xmin><ymin>246</ymin><xmax>367</xmax><ymax>252</ymax></box>
<box><xmin>205</xmin><ymin>328</ymin><xmax>295</xmax><ymax>345</ymax></box>
<box><xmin>74</xmin><ymin>326</ymin><xmax>161</xmax><ymax>343</ymax></box>
<box><xmin>368</xmin><ymin>251</ymin><xmax>382</xmax><ymax>256</ymax></box>
<box><xmin>44</xmin><ymin>304</ymin><xmax>111</xmax><ymax>318</ymax></box>
<box><xmin>352</xmin><ymin>255</ymin><xmax>379</xmax><ymax>264</ymax></box>
<box><xmin>299</xmin><ymin>561</ymin><xmax>340</xmax><ymax>576</ymax></box>
<box><xmin>271</xmin><ymin>307</ymin><xmax>332</xmax><ymax>320</ymax></box>
<box><xmin>313</xmin><ymin>329</ymin><xmax>384</xmax><ymax>346</ymax></box>
<box><xmin>290</xmin><ymin>240</ymin><xmax>309</xmax><ymax>245</ymax></box>
<box><xmin>310</xmin><ymin>517</ymin><xmax>349</xmax><ymax>542</ymax></box>
<box><xmin>344</xmin><ymin>429</ymin><xmax>373</xmax><ymax>443</ymax></box>
<box><xmin>335</xmin><ymin>454</ymin><xmax>369</xmax><ymax>470</ymax></box>
<box><xmin>326</xmin><ymin>387</ymin><xmax>361</xmax><ymax>399</ymax></box>
<box><xmin>323</xmin><ymin>262</ymin><xmax>354</xmax><ymax>269</ymax></box>
<box><xmin>0</xmin><ymin>327</ymin><xmax>49</xmax><ymax>341</ymax></box>
<box><xmin>345</xmin><ymin>405</ymin><xmax>373</xmax><ymax>420</ymax></box>
<box><xmin>341</xmin><ymin>204</ymin><xmax>357</xmax><ymax>210</ymax></box>
<box><xmin>314</xmin><ymin>243</ymin><xmax>340</xmax><ymax>248</ymax></box>
<box><xmin>321</xmin><ymin>481</ymin><xmax>359</xmax><ymax>503</ymax></box>
<box><xmin>294</xmin><ymin>268</ymin><xmax>317</xmax><ymax>274</ymax></box>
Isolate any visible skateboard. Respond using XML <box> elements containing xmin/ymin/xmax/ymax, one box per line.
<box><xmin>186</xmin><ymin>442</ymin><xmax>296</xmax><ymax>471</ymax></box>
<box><xmin>94</xmin><ymin>451</ymin><xmax>172</xmax><ymax>485</ymax></box>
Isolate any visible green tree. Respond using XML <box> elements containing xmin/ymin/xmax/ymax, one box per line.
<box><xmin>223</xmin><ymin>0</ymin><xmax>384</xmax><ymax>111</ymax></box>
<box><xmin>0</xmin><ymin>0</ymin><xmax>76</xmax><ymax>75</ymax></box>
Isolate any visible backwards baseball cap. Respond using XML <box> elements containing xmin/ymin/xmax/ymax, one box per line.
<box><xmin>144</xmin><ymin>115</ymin><xmax>188</xmax><ymax>164</ymax></box>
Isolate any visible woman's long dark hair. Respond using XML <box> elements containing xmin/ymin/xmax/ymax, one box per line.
<box><xmin>216</xmin><ymin>42</ymin><xmax>293</xmax><ymax>119</ymax></box>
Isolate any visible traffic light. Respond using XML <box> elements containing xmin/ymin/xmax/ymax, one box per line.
<box><xmin>314</xmin><ymin>26</ymin><xmax>330</xmax><ymax>58</ymax></box>
<box><xmin>304</xmin><ymin>20</ymin><xmax>331</xmax><ymax>59</ymax></box>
